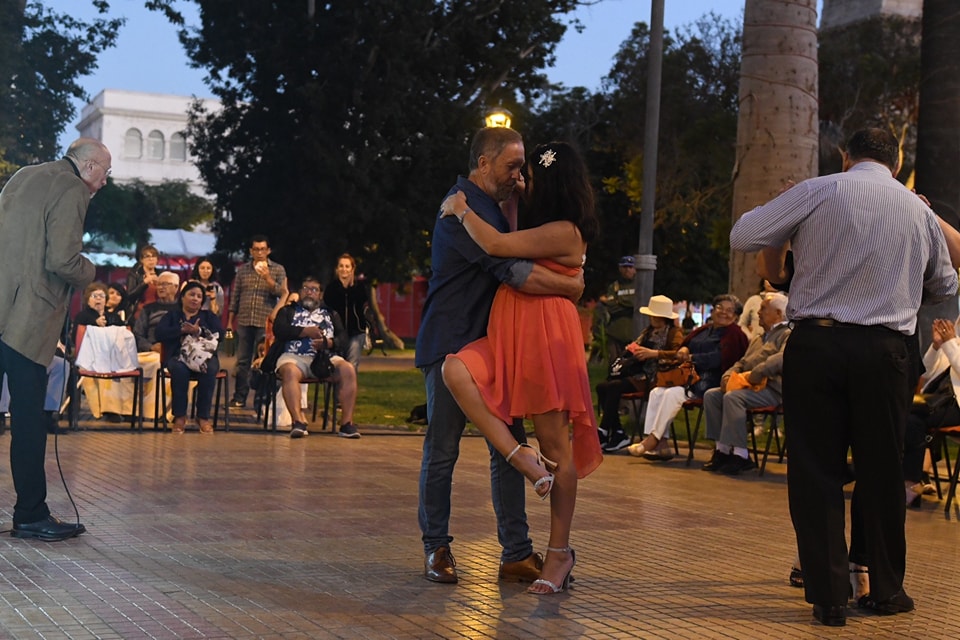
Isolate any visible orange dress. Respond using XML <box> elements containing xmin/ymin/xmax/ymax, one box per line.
<box><xmin>450</xmin><ymin>259</ymin><xmax>602</xmax><ymax>479</ymax></box>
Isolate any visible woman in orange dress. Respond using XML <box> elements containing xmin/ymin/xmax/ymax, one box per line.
<box><xmin>440</xmin><ymin>141</ymin><xmax>601</xmax><ymax>594</ymax></box>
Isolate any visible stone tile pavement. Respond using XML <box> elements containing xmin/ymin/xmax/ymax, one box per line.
<box><xmin>0</xmin><ymin>413</ymin><xmax>958</xmax><ymax>639</ymax></box>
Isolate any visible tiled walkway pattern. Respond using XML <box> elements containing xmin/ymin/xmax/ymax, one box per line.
<box><xmin>0</xmin><ymin>419</ymin><xmax>958</xmax><ymax>639</ymax></box>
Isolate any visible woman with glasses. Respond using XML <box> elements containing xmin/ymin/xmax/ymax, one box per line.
<box><xmin>73</xmin><ymin>281</ymin><xmax>129</xmax><ymax>422</ymax></box>
<box><xmin>626</xmin><ymin>294</ymin><xmax>749</xmax><ymax>459</ymax></box>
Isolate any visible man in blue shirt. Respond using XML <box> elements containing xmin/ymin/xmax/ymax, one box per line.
<box><xmin>416</xmin><ymin>127</ymin><xmax>583</xmax><ymax>584</ymax></box>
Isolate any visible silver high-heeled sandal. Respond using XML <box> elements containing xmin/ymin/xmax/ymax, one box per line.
<box><xmin>505</xmin><ymin>443</ymin><xmax>557</xmax><ymax>500</ymax></box>
<box><xmin>528</xmin><ymin>546</ymin><xmax>576</xmax><ymax>594</ymax></box>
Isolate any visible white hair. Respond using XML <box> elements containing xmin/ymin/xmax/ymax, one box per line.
<box><xmin>763</xmin><ymin>291</ymin><xmax>788</xmax><ymax>315</ymax></box>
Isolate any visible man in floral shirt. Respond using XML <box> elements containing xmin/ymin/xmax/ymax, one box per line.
<box><xmin>271</xmin><ymin>277</ymin><xmax>358</xmax><ymax>439</ymax></box>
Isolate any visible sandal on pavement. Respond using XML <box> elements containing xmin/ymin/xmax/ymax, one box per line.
<box><xmin>789</xmin><ymin>566</ymin><xmax>804</xmax><ymax>588</ymax></box>
<box><xmin>506</xmin><ymin>443</ymin><xmax>557</xmax><ymax>500</ymax></box>
<box><xmin>528</xmin><ymin>547</ymin><xmax>576</xmax><ymax>594</ymax></box>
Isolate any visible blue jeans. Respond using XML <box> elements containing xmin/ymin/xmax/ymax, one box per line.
<box><xmin>233</xmin><ymin>325</ymin><xmax>264</xmax><ymax>401</ymax></box>
<box><xmin>418</xmin><ymin>361</ymin><xmax>533</xmax><ymax>562</ymax></box>
<box><xmin>345</xmin><ymin>333</ymin><xmax>365</xmax><ymax>372</ymax></box>
<box><xmin>166</xmin><ymin>354</ymin><xmax>220</xmax><ymax>419</ymax></box>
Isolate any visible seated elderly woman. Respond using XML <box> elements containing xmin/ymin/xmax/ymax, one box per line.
<box><xmin>599</xmin><ymin>295</ymin><xmax>684</xmax><ymax>452</ymax></box>
<box><xmin>74</xmin><ymin>281</ymin><xmax>131</xmax><ymax>423</ymax></box>
<box><xmin>625</xmin><ymin>294</ymin><xmax>749</xmax><ymax>459</ymax></box>
<box><xmin>154</xmin><ymin>281</ymin><xmax>224</xmax><ymax>434</ymax></box>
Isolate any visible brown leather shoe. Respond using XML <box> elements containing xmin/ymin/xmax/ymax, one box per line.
<box><xmin>498</xmin><ymin>552</ymin><xmax>543</xmax><ymax>583</ymax></box>
<box><xmin>198</xmin><ymin>418</ymin><xmax>214</xmax><ymax>434</ymax></box>
<box><xmin>424</xmin><ymin>546</ymin><xmax>458</xmax><ymax>583</ymax></box>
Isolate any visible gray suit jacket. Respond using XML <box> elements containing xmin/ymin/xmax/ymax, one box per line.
<box><xmin>0</xmin><ymin>158</ymin><xmax>95</xmax><ymax>364</ymax></box>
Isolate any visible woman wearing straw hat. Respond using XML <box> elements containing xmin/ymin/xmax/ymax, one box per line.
<box><xmin>599</xmin><ymin>295</ymin><xmax>683</xmax><ymax>452</ymax></box>
<box><xmin>625</xmin><ymin>293</ymin><xmax>748</xmax><ymax>459</ymax></box>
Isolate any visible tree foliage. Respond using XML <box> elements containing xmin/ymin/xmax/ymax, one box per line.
<box><xmin>146</xmin><ymin>0</ymin><xmax>583</xmax><ymax>284</ymax></box>
<box><xmin>85</xmin><ymin>179</ymin><xmax>215</xmax><ymax>249</ymax></box>
<box><xmin>533</xmin><ymin>13</ymin><xmax>741</xmax><ymax>303</ymax></box>
<box><xmin>0</xmin><ymin>0</ymin><xmax>122</xmax><ymax>180</ymax></box>
<box><xmin>818</xmin><ymin>15</ymin><xmax>921</xmax><ymax>177</ymax></box>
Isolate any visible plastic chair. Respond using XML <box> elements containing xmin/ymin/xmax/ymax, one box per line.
<box><xmin>929</xmin><ymin>424</ymin><xmax>960</xmax><ymax>513</ymax></box>
<box><xmin>680</xmin><ymin>397</ymin><xmax>704</xmax><ymax>465</ymax></box>
<box><xmin>261</xmin><ymin>373</ymin><xmax>337</xmax><ymax>433</ymax></box>
<box><xmin>747</xmin><ymin>404</ymin><xmax>785</xmax><ymax>476</ymax></box>
<box><xmin>70</xmin><ymin>324</ymin><xmax>144</xmax><ymax>431</ymax></box>
<box><xmin>155</xmin><ymin>345</ymin><xmax>229</xmax><ymax>431</ymax></box>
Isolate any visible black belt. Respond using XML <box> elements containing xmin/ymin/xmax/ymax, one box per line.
<box><xmin>793</xmin><ymin>318</ymin><xmax>903</xmax><ymax>335</ymax></box>
<box><xmin>794</xmin><ymin>318</ymin><xmax>863</xmax><ymax>329</ymax></box>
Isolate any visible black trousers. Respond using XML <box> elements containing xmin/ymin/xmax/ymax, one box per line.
<box><xmin>0</xmin><ymin>338</ymin><xmax>52</xmax><ymax>524</ymax></box>
<box><xmin>784</xmin><ymin>323</ymin><xmax>908</xmax><ymax>606</ymax></box>
<box><xmin>596</xmin><ymin>377</ymin><xmax>638</xmax><ymax>433</ymax></box>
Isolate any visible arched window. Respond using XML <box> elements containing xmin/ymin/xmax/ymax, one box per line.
<box><xmin>147</xmin><ymin>130</ymin><xmax>165</xmax><ymax>160</ymax></box>
<box><xmin>170</xmin><ymin>132</ymin><xmax>187</xmax><ymax>161</ymax></box>
<box><xmin>124</xmin><ymin>128</ymin><xmax>143</xmax><ymax>159</ymax></box>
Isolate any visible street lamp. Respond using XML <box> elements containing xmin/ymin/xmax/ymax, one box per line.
<box><xmin>484</xmin><ymin>106</ymin><xmax>513</xmax><ymax>128</ymax></box>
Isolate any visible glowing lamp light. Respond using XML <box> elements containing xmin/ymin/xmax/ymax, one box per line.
<box><xmin>484</xmin><ymin>107</ymin><xmax>513</xmax><ymax>129</ymax></box>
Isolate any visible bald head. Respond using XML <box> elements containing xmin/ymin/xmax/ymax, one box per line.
<box><xmin>65</xmin><ymin>137</ymin><xmax>112</xmax><ymax>197</ymax></box>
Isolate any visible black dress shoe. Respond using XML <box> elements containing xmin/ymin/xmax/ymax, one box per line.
<box><xmin>12</xmin><ymin>515</ymin><xmax>86</xmax><ymax>541</ymax></box>
<box><xmin>812</xmin><ymin>604</ymin><xmax>846</xmax><ymax>626</ymax></box>
<box><xmin>858</xmin><ymin>589</ymin><xmax>915</xmax><ymax>615</ymax></box>
<box><xmin>424</xmin><ymin>546</ymin><xmax>458</xmax><ymax>583</ymax></box>
<box><xmin>701</xmin><ymin>449</ymin><xmax>732</xmax><ymax>472</ymax></box>
<box><xmin>720</xmin><ymin>455</ymin><xmax>758</xmax><ymax>475</ymax></box>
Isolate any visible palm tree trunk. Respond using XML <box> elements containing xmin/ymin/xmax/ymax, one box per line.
<box><xmin>729</xmin><ymin>0</ymin><xmax>819</xmax><ymax>301</ymax></box>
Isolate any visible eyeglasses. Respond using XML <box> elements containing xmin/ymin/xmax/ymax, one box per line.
<box><xmin>90</xmin><ymin>158</ymin><xmax>112</xmax><ymax>177</ymax></box>
<box><xmin>302</xmin><ymin>286</ymin><xmax>322</xmax><ymax>294</ymax></box>
<box><xmin>713</xmin><ymin>306</ymin><xmax>737</xmax><ymax>315</ymax></box>
<box><xmin>156</xmin><ymin>282</ymin><xmax>177</xmax><ymax>288</ymax></box>
<box><xmin>89</xmin><ymin>292</ymin><xmax>106</xmax><ymax>299</ymax></box>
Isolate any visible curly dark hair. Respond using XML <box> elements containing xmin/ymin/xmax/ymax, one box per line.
<box><xmin>523</xmin><ymin>141</ymin><xmax>599</xmax><ymax>243</ymax></box>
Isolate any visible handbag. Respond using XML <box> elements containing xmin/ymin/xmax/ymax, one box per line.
<box><xmin>655</xmin><ymin>361</ymin><xmax>700</xmax><ymax>389</ymax></box>
<box><xmin>915</xmin><ymin>367</ymin><xmax>955</xmax><ymax>419</ymax></box>
<box><xmin>179</xmin><ymin>329</ymin><xmax>219</xmax><ymax>373</ymax></box>
<box><xmin>310</xmin><ymin>349</ymin><xmax>335</xmax><ymax>379</ymax></box>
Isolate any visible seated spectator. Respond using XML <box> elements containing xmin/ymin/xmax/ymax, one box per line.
<box><xmin>155</xmin><ymin>281</ymin><xmax>224</xmax><ymax>434</ymax></box>
<box><xmin>74</xmin><ymin>281</ymin><xmax>128</xmax><ymax>422</ymax></box>
<box><xmin>598</xmin><ymin>295</ymin><xmax>683</xmax><ymax>451</ymax></box>
<box><xmin>130</xmin><ymin>271</ymin><xmax>182</xmax><ymax>420</ymax></box>
<box><xmin>134</xmin><ymin>272</ymin><xmax>181</xmax><ymax>353</ymax></box>
<box><xmin>701</xmin><ymin>292</ymin><xmax>791</xmax><ymax>475</ymax></box>
<box><xmin>624</xmin><ymin>294</ymin><xmax>749</xmax><ymax>458</ymax></box>
<box><xmin>126</xmin><ymin>244</ymin><xmax>160</xmax><ymax>316</ymax></box>
<box><xmin>906</xmin><ymin>316</ymin><xmax>960</xmax><ymax>506</ymax></box>
<box><xmin>105</xmin><ymin>283</ymin><xmax>130</xmax><ymax>324</ymax></box>
<box><xmin>74</xmin><ymin>281</ymin><xmax>124</xmax><ymax>337</ymax></box>
<box><xmin>261</xmin><ymin>277</ymin><xmax>359</xmax><ymax>439</ymax></box>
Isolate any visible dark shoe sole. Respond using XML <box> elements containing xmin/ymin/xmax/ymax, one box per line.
<box><xmin>11</xmin><ymin>524</ymin><xmax>85</xmax><ymax>542</ymax></box>
<box><xmin>423</xmin><ymin>571</ymin><xmax>458</xmax><ymax>584</ymax></box>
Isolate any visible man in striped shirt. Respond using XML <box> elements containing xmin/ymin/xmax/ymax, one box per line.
<box><xmin>730</xmin><ymin>128</ymin><xmax>957</xmax><ymax>626</ymax></box>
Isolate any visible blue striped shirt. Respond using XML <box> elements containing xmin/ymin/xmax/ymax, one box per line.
<box><xmin>730</xmin><ymin>161</ymin><xmax>957</xmax><ymax>334</ymax></box>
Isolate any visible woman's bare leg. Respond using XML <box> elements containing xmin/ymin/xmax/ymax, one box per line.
<box><xmin>442</xmin><ymin>357</ymin><xmax>550</xmax><ymax>489</ymax></box>
<box><xmin>529</xmin><ymin>410</ymin><xmax>577</xmax><ymax>593</ymax></box>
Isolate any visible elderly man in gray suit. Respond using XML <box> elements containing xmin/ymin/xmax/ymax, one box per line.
<box><xmin>0</xmin><ymin>137</ymin><xmax>108</xmax><ymax>541</ymax></box>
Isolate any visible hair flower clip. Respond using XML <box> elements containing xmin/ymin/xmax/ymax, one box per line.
<box><xmin>538</xmin><ymin>149</ymin><xmax>557</xmax><ymax>168</ymax></box>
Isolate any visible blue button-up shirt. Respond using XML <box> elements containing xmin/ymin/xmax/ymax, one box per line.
<box><xmin>415</xmin><ymin>177</ymin><xmax>533</xmax><ymax>368</ymax></box>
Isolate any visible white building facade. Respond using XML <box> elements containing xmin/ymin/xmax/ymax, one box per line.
<box><xmin>76</xmin><ymin>89</ymin><xmax>220</xmax><ymax>197</ymax></box>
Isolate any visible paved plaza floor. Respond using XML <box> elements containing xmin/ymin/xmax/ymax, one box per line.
<box><xmin>0</xmin><ymin>406</ymin><xmax>958</xmax><ymax>639</ymax></box>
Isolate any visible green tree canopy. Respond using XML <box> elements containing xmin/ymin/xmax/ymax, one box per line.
<box><xmin>0</xmin><ymin>0</ymin><xmax>122</xmax><ymax>179</ymax></box>
<box><xmin>147</xmin><ymin>0</ymin><xmax>583</xmax><ymax>284</ymax></box>
<box><xmin>85</xmin><ymin>179</ymin><xmax>215</xmax><ymax>249</ymax></box>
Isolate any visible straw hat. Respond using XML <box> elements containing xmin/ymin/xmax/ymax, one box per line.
<box><xmin>639</xmin><ymin>295</ymin><xmax>678</xmax><ymax>319</ymax></box>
